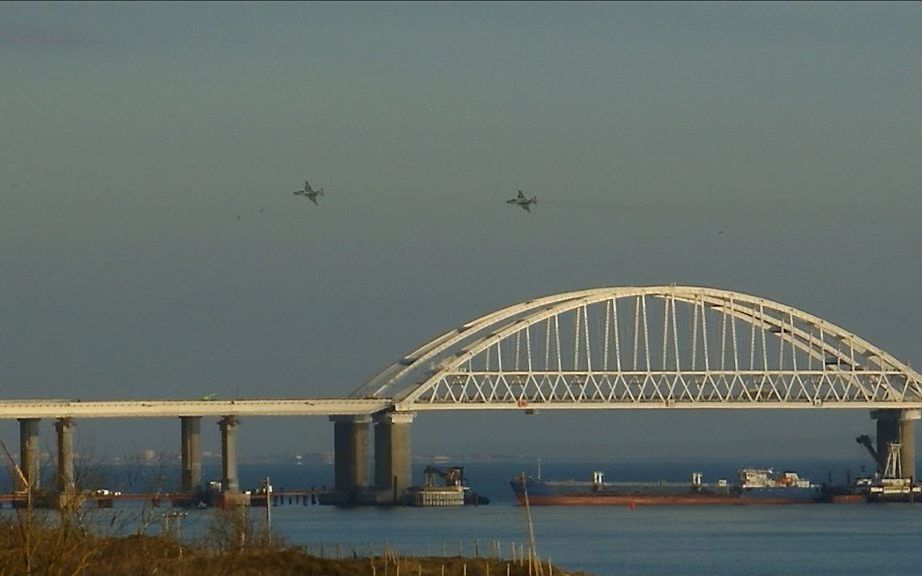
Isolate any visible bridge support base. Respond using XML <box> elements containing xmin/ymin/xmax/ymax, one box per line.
<box><xmin>181</xmin><ymin>416</ymin><xmax>203</xmax><ymax>493</ymax></box>
<box><xmin>219</xmin><ymin>416</ymin><xmax>240</xmax><ymax>494</ymax></box>
<box><xmin>331</xmin><ymin>415</ymin><xmax>370</xmax><ymax>501</ymax></box>
<box><xmin>374</xmin><ymin>412</ymin><xmax>414</xmax><ymax>504</ymax></box>
<box><xmin>55</xmin><ymin>418</ymin><xmax>77</xmax><ymax>509</ymax></box>
<box><xmin>871</xmin><ymin>409</ymin><xmax>920</xmax><ymax>478</ymax></box>
<box><xmin>18</xmin><ymin>418</ymin><xmax>40</xmax><ymax>492</ymax></box>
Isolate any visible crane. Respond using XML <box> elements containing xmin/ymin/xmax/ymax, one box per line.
<box><xmin>855</xmin><ymin>434</ymin><xmax>885</xmax><ymax>472</ymax></box>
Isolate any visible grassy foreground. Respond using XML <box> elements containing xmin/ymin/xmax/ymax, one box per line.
<box><xmin>0</xmin><ymin>519</ymin><xmax>592</xmax><ymax>576</ymax></box>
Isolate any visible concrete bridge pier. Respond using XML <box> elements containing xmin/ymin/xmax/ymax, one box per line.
<box><xmin>331</xmin><ymin>415</ymin><xmax>370</xmax><ymax>499</ymax></box>
<box><xmin>218</xmin><ymin>416</ymin><xmax>240</xmax><ymax>495</ymax></box>
<box><xmin>180</xmin><ymin>416</ymin><xmax>202</xmax><ymax>493</ymax></box>
<box><xmin>373</xmin><ymin>411</ymin><xmax>415</xmax><ymax>504</ymax></box>
<box><xmin>54</xmin><ymin>417</ymin><xmax>77</xmax><ymax>508</ymax></box>
<box><xmin>871</xmin><ymin>409</ymin><xmax>921</xmax><ymax>478</ymax></box>
<box><xmin>18</xmin><ymin>418</ymin><xmax>40</xmax><ymax>492</ymax></box>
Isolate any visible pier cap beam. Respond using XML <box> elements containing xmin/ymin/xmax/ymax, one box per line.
<box><xmin>869</xmin><ymin>409</ymin><xmax>922</xmax><ymax>422</ymax></box>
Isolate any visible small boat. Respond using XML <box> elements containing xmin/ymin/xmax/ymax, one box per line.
<box><xmin>407</xmin><ymin>465</ymin><xmax>489</xmax><ymax>507</ymax></box>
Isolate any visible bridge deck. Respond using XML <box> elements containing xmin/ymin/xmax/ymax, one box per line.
<box><xmin>0</xmin><ymin>399</ymin><xmax>390</xmax><ymax>419</ymax></box>
<box><xmin>2</xmin><ymin>397</ymin><xmax>921</xmax><ymax>420</ymax></box>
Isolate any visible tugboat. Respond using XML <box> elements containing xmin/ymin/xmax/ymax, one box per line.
<box><xmin>407</xmin><ymin>465</ymin><xmax>489</xmax><ymax>507</ymax></box>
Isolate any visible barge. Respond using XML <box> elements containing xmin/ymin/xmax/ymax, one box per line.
<box><xmin>510</xmin><ymin>468</ymin><xmax>824</xmax><ymax>506</ymax></box>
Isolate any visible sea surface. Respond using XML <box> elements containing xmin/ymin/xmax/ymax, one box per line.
<box><xmin>10</xmin><ymin>460</ymin><xmax>922</xmax><ymax>575</ymax></box>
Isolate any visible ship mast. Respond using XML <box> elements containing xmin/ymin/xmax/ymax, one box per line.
<box><xmin>519</xmin><ymin>472</ymin><xmax>544</xmax><ymax>576</ymax></box>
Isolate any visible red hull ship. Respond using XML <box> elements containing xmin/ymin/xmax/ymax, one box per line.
<box><xmin>511</xmin><ymin>469</ymin><xmax>826</xmax><ymax>506</ymax></box>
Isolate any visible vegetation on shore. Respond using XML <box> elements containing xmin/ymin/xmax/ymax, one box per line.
<box><xmin>0</xmin><ymin>510</ymin><xmax>592</xmax><ymax>576</ymax></box>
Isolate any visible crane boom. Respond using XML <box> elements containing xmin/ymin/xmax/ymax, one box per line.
<box><xmin>856</xmin><ymin>434</ymin><xmax>885</xmax><ymax>471</ymax></box>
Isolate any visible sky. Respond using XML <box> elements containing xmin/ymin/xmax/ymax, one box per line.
<box><xmin>1</xmin><ymin>2</ymin><xmax>921</xmax><ymax>468</ymax></box>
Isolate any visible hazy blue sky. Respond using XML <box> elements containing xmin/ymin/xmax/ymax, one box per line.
<box><xmin>2</xmin><ymin>2</ymin><xmax>921</xmax><ymax>467</ymax></box>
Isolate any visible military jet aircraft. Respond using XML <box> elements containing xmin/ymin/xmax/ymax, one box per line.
<box><xmin>293</xmin><ymin>180</ymin><xmax>324</xmax><ymax>205</ymax></box>
<box><xmin>507</xmin><ymin>190</ymin><xmax>537</xmax><ymax>212</ymax></box>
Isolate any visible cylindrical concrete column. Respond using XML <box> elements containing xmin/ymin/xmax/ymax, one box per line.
<box><xmin>54</xmin><ymin>418</ymin><xmax>76</xmax><ymax>497</ymax></box>
<box><xmin>180</xmin><ymin>416</ymin><xmax>203</xmax><ymax>492</ymax></box>
<box><xmin>373</xmin><ymin>412</ymin><xmax>415</xmax><ymax>502</ymax></box>
<box><xmin>218</xmin><ymin>416</ymin><xmax>239</xmax><ymax>493</ymax></box>
<box><xmin>18</xmin><ymin>418</ymin><xmax>40</xmax><ymax>492</ymax></box>
<box><xmin>876</xmin><ymin>417</ymin><xmax>900</xmax><ymax>469</ymax></box>
<box><xmin>331</xmin><ymin>415</ymin><xmax>370</xmax><ymax>494</ymax></box>
<box><xmin>899</xmin><ymin>410</ymin><xmax>920</xmax><ymax>480</ymax></box>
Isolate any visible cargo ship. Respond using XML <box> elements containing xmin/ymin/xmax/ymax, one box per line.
<box><xmin>510</xmin><ymin>468</ymin><xmax>823</xmax><ymax>506</ymax></box>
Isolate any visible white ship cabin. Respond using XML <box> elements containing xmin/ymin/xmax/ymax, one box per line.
<box><xmin>738</xmin><ymin>468</ymin><xmax>772</xmax><ymax>488</ymax></box>
<box><xmin>776</xmin><ymin>471</ymin><xmax>812</xmax><ymax>488</ymax></box>
<box><xmin>738</xmin><ymin>468</ymin><xmax>812</xmax><ymax>488</ymax></box>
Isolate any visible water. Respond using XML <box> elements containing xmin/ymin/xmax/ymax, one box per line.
<box><xmin>12</xmin><ymin>459</ymin><xmax>922</xmax><ymax>575</ymax></box>
<box><xmin>262</xmin><ymin>504</ymin><xmax>922</xmax><ymax>576</ymax></box>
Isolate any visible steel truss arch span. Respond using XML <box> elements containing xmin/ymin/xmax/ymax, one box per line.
<box><xmin>351</xmin><ymin>286</ymin><xmax>922</xmax><ymax>411</ymax></box>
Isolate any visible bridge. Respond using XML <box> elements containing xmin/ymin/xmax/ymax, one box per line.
<box><xmin>4</xmin><ymin>286</ymin><xmax>921</xmax><ymax>505</ymax></box>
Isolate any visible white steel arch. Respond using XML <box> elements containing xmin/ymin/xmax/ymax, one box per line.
<box><xmin>351</xmin><ymin>286</ymin><xmax>922</xmax><ymax>412</ymax></box>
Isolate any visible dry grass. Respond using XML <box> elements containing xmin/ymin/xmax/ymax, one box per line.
<box><xmin>0</xmin><ymin>516</ymin><xmax>592</xmax><ymax>576</ymax></box>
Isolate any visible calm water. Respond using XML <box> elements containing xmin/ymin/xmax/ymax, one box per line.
<box><xmin>262</xmin><ymin>504</ymin><xmax>922</xmax><ymax>576</ymax></box>
<box><xmin>11</xmin><ymin>460</ymin><xmax>922</xmax><ymax>575</ymax></box>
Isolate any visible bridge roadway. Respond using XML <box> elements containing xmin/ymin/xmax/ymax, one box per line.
<box><xmin>0</xmin><ymin>398</ymin><xmax>391</xmax><ymax>419</ymax></box>
<box><xmin>4</xmin><ymin>397</ymin><xmax>922</xmax><ymax>419</ymax></box>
